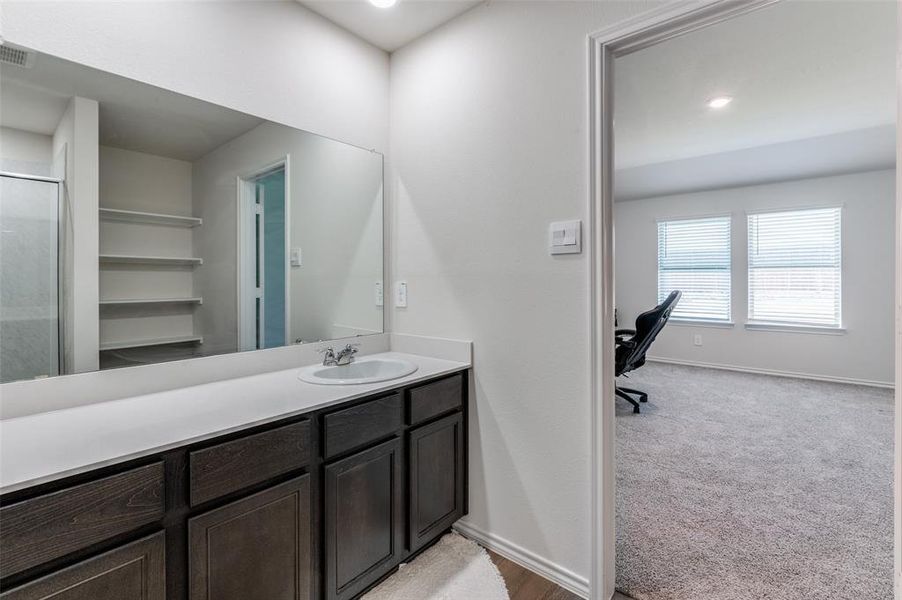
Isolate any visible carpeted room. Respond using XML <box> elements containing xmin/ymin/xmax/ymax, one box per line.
<box><xmin>614</xmin><ymin>364</ymin><xmax>894</xmax><ymax>600</ymax></box>
<box><xmin>610</xmin><ymin>1</ymin><xmax>897</xmax><ymax>599</ymax></box>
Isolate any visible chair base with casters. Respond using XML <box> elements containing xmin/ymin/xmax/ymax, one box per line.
<box><xmin>615</xmin><ymin>386</ymin><xmax>648</xmax><ymax>414</ymax></box>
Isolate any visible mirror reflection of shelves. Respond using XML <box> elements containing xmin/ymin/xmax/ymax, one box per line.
<box><xmin>100</xmin><ymin>208</ymin><xmax>202</xmax><ymax>228</ymax></box>
<box><xmin>99</xmin><ymin>297</ymin><xmax>203</xmax><ymax>306</ymax></box>
<box><xmin>99</xmin><ymin>335</ymin><xmax>204</xmax><ymax>352</ymax></box>
<box><xmin>99</xmin><ymin>254</ymin><xmax>203</xmax><ymax>266</ymax></box>
<box><xmin>98</xmin><ymin>155</ymin><xmax>204</xmax><ymax>367</ymax></box>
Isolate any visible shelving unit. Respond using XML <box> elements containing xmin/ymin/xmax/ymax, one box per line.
<box><xmin>99</xmin><ymin>208</ymin><xmax>202</xmax><ymax>228</ymax></box>
<box><xmin>99</xmin><ymin>254</ymin><xmax>203</xmax><ymax>266</ymax></box>
<box><xmin>99</xmin><ymin>335</ymin><xmax>204</xmax><ymax>352</ymax></box>
<box><xmin>100</xmin><ymin>297</ymin><xmax>203</xmax><ymax>306</ymax></box>
<box><xmin>98</xmin><ymin>185</ymin><xmax>203</xmax><ymax>366</ymax></box>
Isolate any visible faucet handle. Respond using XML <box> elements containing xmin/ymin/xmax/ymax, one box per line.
<box><xmin>318</xmin><ymin>347</ymin><xmax>335</xmax><ymax>354</ymax></box>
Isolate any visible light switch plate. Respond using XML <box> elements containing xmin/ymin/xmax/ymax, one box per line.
<box><xmin>549</xmin><ymin>220</ymin><xmax>582</xmax><ymax>255</ymax></box>
<box><xmin>290</xmin><ymin>247</ymin><xmax>302</xmax><ymax>267</ymax></box>
<box><xmin>395</xmin><ymin>281</ymin><xmax>408</xmax><ymax>308</ymax></box>
<box><xmin>375</xmin><ymin>281</ymin><xmax>384</xmax><ymax>307</ymax></box>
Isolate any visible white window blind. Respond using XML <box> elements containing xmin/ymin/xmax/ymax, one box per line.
<box><xmin>747</xmin><ymin>207</ymin><xmax>842</xmax><ymax>327</ymax></box>
<box><xmin>657</xmin><ymin>216</ymin><xmax>731</xmax><ymax>322</ymax></box>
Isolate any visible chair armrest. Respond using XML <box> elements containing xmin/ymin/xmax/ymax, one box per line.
<box><xmin>615</xmin><ymin>329</ymin><xmax>636</xmax><ymax>338</ymax></box>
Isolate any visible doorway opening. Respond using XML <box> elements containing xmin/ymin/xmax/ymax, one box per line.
<box><xmin>239</xmin><ymin>161</ymin><xmax>289</xmax><ymax>352</ymax></box>
<box><xmin>589</xmin><ymin>2</ymin><xmax>900</xmax><ymax>599</ymax></box>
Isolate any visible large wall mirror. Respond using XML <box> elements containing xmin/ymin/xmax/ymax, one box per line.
<box><xmin>0</xmin><ymin>46</ymin><xmax>384</xmax><ymax>382</ymax></box>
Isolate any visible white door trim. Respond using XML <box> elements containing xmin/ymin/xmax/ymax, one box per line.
<box><xmin>236</xmin><ymin>157</ymin><xmax>290</xmax><ymax>352</ymax></box>
<box><xmin>895</xmin><ymin>2</ymin><xmax>902</xmax><ymax>592</ymax></box>
<box><xmin>586</xmin><ymin>1</ymin><xmax>902</xmax><ymax>599</ymax></box>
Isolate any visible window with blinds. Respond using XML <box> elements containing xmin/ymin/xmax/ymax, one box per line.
<box><xmin>747</xmin><ymin>207</ymin><xmax>842</xmax><ymax>327</ymax></box>
<box><xmin>657</xmin><ymin>216</ymin><xmax>731</xmax><ymax>322</ymax></box>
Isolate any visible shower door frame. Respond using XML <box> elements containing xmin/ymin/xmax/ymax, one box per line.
<box><xmin>0</xmin><ymin>170</ymin><xmax>65</xmax><ymax>378</ymax></box>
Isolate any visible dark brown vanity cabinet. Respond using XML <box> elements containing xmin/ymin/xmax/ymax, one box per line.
<box><xmin>0</xmin><ymin>533</ymin><xmax>165</xmax><ymax>600</ymax></box>
<box><xmin>0</xmin><ymin>369</ymin><xmax>468</xmax><ymax>600</ymax></box>
<box><xmin>324</xmin><ymin>439</ymin><xmax>403</xmax><ymax>600</ymax></box>
<box><xmin>189</xmin><ymin>476</ymin><xmax>312</xmax><ymax>600</ymax></box>
<box><xmin>409</xmin><ymin>412</ymin><xmax>465</xmax><ymax>552</ymax></box>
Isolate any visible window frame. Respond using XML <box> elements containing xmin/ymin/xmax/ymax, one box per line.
<box><xmin>656</xmin><ymin>214</ymin><xmax>733</xmax><ymax>325</ymax></box>
<box><xmin>745</xmin><ymin>205</ymin><xmax>843</xmax><ymax>331</ymax></box>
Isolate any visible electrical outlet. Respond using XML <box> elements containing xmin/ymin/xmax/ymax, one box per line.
<box><xmin>693</xmin><ymin>334</ymin><xmax>703</xmax><ymax>346</ymax></box>
<box><xmin>395</xmin><ymin>281</ymin><xmax>408</xmax><ymax>308</ymax></box>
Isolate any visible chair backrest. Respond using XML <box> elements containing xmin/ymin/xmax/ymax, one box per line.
<box><xmin>616</xmin><ymin>290</ymin><xmax>682</xmax><ymax>376</ymax></box>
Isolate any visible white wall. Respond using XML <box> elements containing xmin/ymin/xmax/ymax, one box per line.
<box><xmin>52</xmin><ymin>96</ymin><xmax>99</xmax><ymax>374</ymax></box>
<box><xmin>0</xmin><ymin>1</ymin><xmax>388</xmax><ymax>153</ymax></box>
<box><xmin>615</xmin><ymin>169</ymin><xmax>896</xmax><ymax>386</ymax></box>
<box><xmin>0</xmin><ymin>127</ymin><xmax>53</xmax><ymax>174</ymax></box>
<box><xmin>192</xmin><ymin>122</ymin><xmax>383</xmax><ymax>355</ymax></box>
<box><xmin>390</xmin><ymin>1</ymin><xmax>663</xmax><ymax>591</ymax></box>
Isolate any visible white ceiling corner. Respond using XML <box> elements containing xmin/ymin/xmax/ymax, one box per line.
<box><xmin>299</xmin><ymin>0</ymin><xmax>482</xmax><ymax>52</ymax></box>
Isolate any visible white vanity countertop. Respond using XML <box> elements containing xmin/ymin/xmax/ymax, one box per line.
<box><xmin>0</xmin><ymin>352</ymin><xmax>469</xmax><ymax>494</ymax></box>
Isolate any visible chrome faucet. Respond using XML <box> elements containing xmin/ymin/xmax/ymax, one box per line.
<box><xmin>334</xmin><ymin>343</ymin><xmax>359</xmax><ymax>366</ymax></box>
<box><xmin>319</xmin><ymin>344</ymin><xmax>359</xmax><ymax>366</ymax></box>
<box><xmin>319</xmin><ymin>347</ymin><xmax>338</xmax><ymax>366</ymax></box>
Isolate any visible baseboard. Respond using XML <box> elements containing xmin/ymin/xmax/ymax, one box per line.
<box><xmin>646</xmin><ymin>356</ymin><xmax>894</xmax><ymax>389</ymax></box>
<box><xmin>453</xmin><ymin>520</ymin><xmax>590</xmax><ymax>599</ymax></box>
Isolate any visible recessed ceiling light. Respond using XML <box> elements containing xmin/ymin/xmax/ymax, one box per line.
<box><xmin>707</xmin><ymin>96</ymin><xmax>733</xmax><ymax>109</ymax></box>
<box><xmin>369</xmin><ymin>0</ymin><xmax>397</xmax><ymax>7</ymax></box>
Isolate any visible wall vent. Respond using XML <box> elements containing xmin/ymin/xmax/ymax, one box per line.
<box><xmin>0</xmin><ymin>45</ymin><xmax>35</xmax><ymax>68</ymax></box>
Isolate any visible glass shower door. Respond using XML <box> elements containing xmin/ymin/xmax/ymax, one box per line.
<box><xmin>0</xmin><ymin>174</ymin><xmax>60</xmax><ymax>383</ymax></box>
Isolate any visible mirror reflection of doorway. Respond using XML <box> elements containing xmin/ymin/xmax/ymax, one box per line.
<box><xmin>239</xmin><ymin>162</ymin><xmax>287</xmax><ymax>351</ymax></box>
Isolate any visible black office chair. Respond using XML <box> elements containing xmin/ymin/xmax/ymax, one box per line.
<box><xmin>615</xmin><ymin>290</ymin><xmax>681</xmax><ymax>414</ymax></box>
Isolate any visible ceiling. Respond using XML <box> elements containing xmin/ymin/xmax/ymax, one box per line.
<box><xmin>1</xmin><ymin>51</ymin><xmax>263</xmax><ymax>161</ymax></box>
<box><xmin>300</xmin><ymin>0</ymin><xmax>481</xmax><ymax>52</ymax></box>
<box><xmin>614</xmin><ymin>0</ymin><xmax>897</xmax><ymax>199</ymax></box>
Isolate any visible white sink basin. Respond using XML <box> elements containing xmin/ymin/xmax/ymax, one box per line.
<box><xmin>298</xmin><ymin>356</ymin><xmax>418</xmax><ymax>385</ymax></box>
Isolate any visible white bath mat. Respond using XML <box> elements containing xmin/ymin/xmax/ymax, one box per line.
<box><xmin>362</xmin><ymin>533</ymin><xmax>509</xmax><ymax>600</ymax></box>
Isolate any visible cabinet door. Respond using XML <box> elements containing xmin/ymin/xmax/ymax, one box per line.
<box><xmin>409</xmin><ymin>412</ymin><xmax>464</xmax><ymax>552</ymax></box>
<box><xmin>188</xmin><ymin>475</ymin><xmax>312</xmax><ymax>600</ymax></box>
<box><xmin>0</xmin><ymin>532</ymin><xmax>165</xmax><ymax>600</ymax></box>
<box><xmin>324</xmin><ymin>438</ymin><xmax>403</xmax><ymax>600</ymax></box>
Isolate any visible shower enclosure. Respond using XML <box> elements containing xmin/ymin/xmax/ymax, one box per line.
<box><xmin>0</xmin><ymin>172</ymin><xmax>62</xmax><ymax>383</ymax></box>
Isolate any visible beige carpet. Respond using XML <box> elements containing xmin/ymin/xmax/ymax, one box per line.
<box><xmin>363</xmin><ymin>533</ymin><xmax>509</xmax><ymax>600</ymax></box>
<box><xmin>615</xmin><ymin>363</ymin><xmax>894</xmax><ymax>600</ymax></box>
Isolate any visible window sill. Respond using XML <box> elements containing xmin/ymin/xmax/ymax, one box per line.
<box><xmin>668</xmin><ymin>319</ymin><xmax>735</xmax><ymax>329</ymax></box>
<box><xmin>744</xmin><ymin>322</ymin><xmax>846</xmax><ymax>335</ymax></box>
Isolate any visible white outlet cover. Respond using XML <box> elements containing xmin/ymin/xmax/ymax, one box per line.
<box><xmin>395</xmin><ymin>281</ymin><xmax>408</xmax><ymax>308</ymax></box>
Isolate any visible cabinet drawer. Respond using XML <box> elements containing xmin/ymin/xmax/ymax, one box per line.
<box><xmin>0</xmin><ymin>463</ymin><xmax>164</xmax><ymax>577</ymax></box>
<box><xmin>189</xmin><ymin>420</ymin><xmax>311</xmax><ymax>506</ymax></box>
<box><xmin>407</xmin><ymin>373</ymin><xmax>463</xmax><ymax>426</ymax></box>
<box><xmin>0</xmin><ymin>532</ymin><xmax>165</xmax><ymax>600</ymax></box>
<box><xmin>323</xmin><ymin>394</ymin><xmax>402</xmax><ymax>459</ymax></box>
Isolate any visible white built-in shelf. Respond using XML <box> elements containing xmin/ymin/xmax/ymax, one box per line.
<box><xmin>99</xmin><ymin>254</ymin><xmax>203</xmax><ymax>266</ymax></box>
<box><xmin>99</xmin><ymin>335</ymin><xmax>204</xmax><ymax>352</ymax></box>
<box><xmin>99</xmin><ymin>297</ymin><xmax>203</xmax><ymax>306</ymax></box>
<box><xmin>99</xmin><ymin>208</ymin><xmax>202</xmax><ymax>228</ymax></box>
